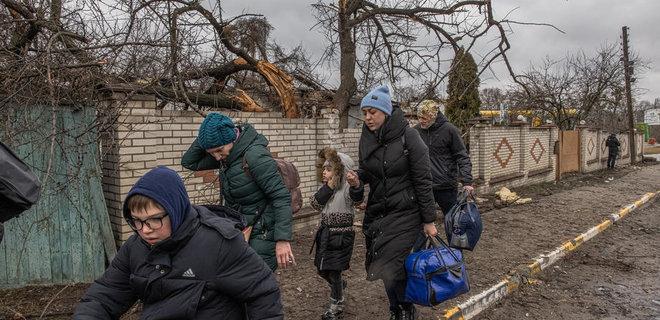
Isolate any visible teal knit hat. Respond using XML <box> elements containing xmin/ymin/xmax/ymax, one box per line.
<box><xmin>360</xmin><ymin>85</ymin><xmax>393</xmax><ymax>115</ymax></box>
<box><xmin>197</xmin><ymin>113</ymin><xmax>237</xmax><ymax>150</ymax></box>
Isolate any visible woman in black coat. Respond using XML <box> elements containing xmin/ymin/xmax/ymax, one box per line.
<box><xmin>346</xmin><ymin>85</ymin><xmax>437</xmax><ymax>320</ymax></box>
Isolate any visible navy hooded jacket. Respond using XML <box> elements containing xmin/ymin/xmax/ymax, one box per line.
<box><xmin>74</xmin><ymin>166</ymin><xmax>283</xmax><ymax>320</ymax></box>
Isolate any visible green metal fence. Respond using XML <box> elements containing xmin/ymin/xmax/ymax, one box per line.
<box><xmin>0</xmin><ymin>105</ymin><xmax>116</xmax><ymax>288</ymax></box>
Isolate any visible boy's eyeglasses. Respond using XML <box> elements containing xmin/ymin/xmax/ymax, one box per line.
<box><xmin>127</xmin><ymin>212</ymin><xmax>169</xmax><ymax>231</ymax></box>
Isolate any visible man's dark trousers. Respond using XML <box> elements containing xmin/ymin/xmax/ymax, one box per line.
<box><xmin>607</xmin><ymin>153</ymin><xmax>617</xmax><ymax>168</ymax></box>
<box><xmin>433</xmin><ymin>188</ymin><xmax>458</xmax><ymax>216</ymax></box>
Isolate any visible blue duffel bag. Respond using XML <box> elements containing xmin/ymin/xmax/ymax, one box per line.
<box><xmin>404</xmin><ymin>235</ymin><xmax>470</xmax><ymax>306</ymax></box>
<box><xmin>444</xmin><ymin>192</ymin><xmax>482</xmax><ymax>251</ymax></box>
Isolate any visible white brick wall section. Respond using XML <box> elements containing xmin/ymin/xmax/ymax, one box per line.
<box><xmin>109</xmin><ymin>97</ymin><xmax>606</xmax><ymax>242</ymax></box>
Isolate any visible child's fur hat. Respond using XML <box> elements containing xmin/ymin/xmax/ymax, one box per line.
<box><xmin>316</xmin><ymin>147</ymin><xmax>344</xmax><ymax>182</ymax></box>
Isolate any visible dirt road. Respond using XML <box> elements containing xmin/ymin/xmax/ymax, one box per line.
<box><xmin>0</xmin><ymin>164</ymin><xmax>658</xmax><ymax>319</ymax></box>
<box><xmin>278</xmin><ymin>165</ymin><xmax>659</xmax><ymax>319</ymax></box>
<box><xmin>476</xmin><ymin>201</ymin><xmax>659</xmax><ymax>320</ymax></box>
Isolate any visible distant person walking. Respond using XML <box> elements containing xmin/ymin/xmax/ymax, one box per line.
<box><xmin>606</xmin><ymin>133</ymin><xmax>620</xmax><ymax>169</ymax></box>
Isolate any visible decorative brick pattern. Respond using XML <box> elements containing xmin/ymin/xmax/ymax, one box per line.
<box><xmin>526</xmin><ymin>130</ymin><xmax>551</xmax><ymax>172</ymax></box>
<box><xmin>529</xmin><ymin>138</ymin><xmax>545</xmax><ymax>164</ymax></box>
<box><xmin>493</xmin><ymin>138</ymin><xmax>514</xmax><ymax>168</ymax></box>
<box><xmin>578</xmin><ymin>128</ymin><xmax>642</xmax><ymax>173</ymax></box>
<box><xmin>470</xmin><ymin>124</ymin><xmax>556</xmax><ymax>194</ymax></box>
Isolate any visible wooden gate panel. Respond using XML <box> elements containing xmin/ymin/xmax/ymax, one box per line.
<box><xmin>0</xmin><ymin>106</ymin><xmax>116</xmax><ymax>287</ymax></box>
<box><xmin>559</xmin><ymin>130</ymin><xmax>580</xmax><ymax>174</ymax></box>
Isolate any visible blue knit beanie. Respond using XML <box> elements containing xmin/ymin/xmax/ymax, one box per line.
<box><xmin>197</xmin><ymin>113</ymin><xmax>237</xmax><ymax>150</ymax></box>
<box><xmin>360</xmin><ymin>85</ymin><xmax>393</xmax><ymax>115</ymax></box>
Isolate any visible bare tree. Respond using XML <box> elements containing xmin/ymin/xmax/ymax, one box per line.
<box><xmin>1</xmin><ymin>0</ymin><xmax>336</xmax><ymax>204</ymax></box>
<box><xmin>1</xmin><ymin>0</ymin><xmax>327</xmax><ymax>122</ymax></box>
<box><xmin>313</xmin><ymin>0</ymin><xmax>541</xmax><ymax>127</ymax></box>
<box><xmin>511</xmin><ymin>44</ymin><xmax>645</xmax><ymax>130</ymax></box>
<box><xmin>480</xmin><ymin>87</ymin><xmax>507</xmax><ymax>109</ymax></box>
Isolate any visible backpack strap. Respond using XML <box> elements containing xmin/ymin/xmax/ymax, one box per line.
<box><xmin>241</xmin><ymin>155</ymin><xmax>253</xmax><ymax>179</ymax></box>
<box><xmin>238</xmin><ymin>148</ymin><xmax>264</xmax><ymax>227</ymax></box>
<box><xmin>241</xmin><ymin>145</ymin><xmax>258</xmax><ymax>180</ymax></box>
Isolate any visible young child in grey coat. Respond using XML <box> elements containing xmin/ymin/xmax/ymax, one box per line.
<box><xmin>310</xmin><ymin>147</ymin><xmax>364</xmax><ymax>320</ymax></box>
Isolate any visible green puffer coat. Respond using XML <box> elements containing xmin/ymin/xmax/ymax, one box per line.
<box><xmin>181</xmin><ymin>123</ymin><xmax>292</xmax><ymax>270</ymax></box>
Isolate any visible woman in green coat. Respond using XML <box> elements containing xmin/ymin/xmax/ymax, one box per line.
<box><xmin>181</xmin><ymin>113</ymin><xmax>295</xmax><ymax>271</ymax></box>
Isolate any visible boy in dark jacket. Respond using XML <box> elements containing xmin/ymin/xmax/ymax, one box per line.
<box><xmin>414</xmin><ymin>100</ymin><xmax>474</xmax><ymax>215</ymax></box>
<box><xmin>310</xmin><ymin>147</ymin><xmax>363</xmax><ymax>320</ymax></box>
<box><xmin>74</xmin><ymin>166</ymin><xmax>283</xmax><ymax>320</ymax></box>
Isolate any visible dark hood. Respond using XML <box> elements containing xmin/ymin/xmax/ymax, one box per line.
<box><xmin>431</xmin><ymin>111</ymin><xmax>448</xmax><ymax>129</ymax></box>
<box><xmin>122</xmin><ymin>166</ymin><xmax>191</xmax><ymax>235</ymax></box>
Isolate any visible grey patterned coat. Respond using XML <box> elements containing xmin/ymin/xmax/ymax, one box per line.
<box><xmin>311</xmin><ymin>150</ymin><xmax>363</xmax><ymax>271</ymax></box>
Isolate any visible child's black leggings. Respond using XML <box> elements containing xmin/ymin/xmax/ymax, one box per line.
<box><xmin>318</xmin><ymin>270</ymin><xmax>343</xmax><ymax>300</ymax></box>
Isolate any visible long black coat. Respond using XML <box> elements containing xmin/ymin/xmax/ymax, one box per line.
<box><xmin>414</xmin><ymin>112</ymin><xmax>473</xmax><ymax>190</ymax></box>
<box><xmin>74</xmin><ymin>206</ymin><xmax>283</xmax><ymax>320</ymax></box>
<box><xmin>356</xmin><ymin>107</ymin><xmax>436</xmax><ymax>282</ymax></box>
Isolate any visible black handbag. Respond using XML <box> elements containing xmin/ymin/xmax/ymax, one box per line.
<box><xmin>0</xmin><ymin>141</ymin><xmax>41</xmax><ymax>223</ymax></box>
<box><xmin>444</xmin><ymin>192</ymin><xmax>483</xmax><ymax>251</ymax></box>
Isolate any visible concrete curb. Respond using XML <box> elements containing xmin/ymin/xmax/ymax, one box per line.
<box><xmin>439</xmin><ymin>191</ymin><xmax>659</xmax><ymax>320</ymax></box>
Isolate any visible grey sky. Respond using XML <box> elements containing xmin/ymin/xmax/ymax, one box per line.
<box><xmin>223</xmin><ymin>1</ymin><xmax>659</xmax><ymax>103</ymax></box>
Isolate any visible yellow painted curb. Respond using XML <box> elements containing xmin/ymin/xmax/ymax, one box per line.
<box><xmin>438</xmin><ymin>191</ymin><xmax>658</xmax><ymax>319</ymax></box>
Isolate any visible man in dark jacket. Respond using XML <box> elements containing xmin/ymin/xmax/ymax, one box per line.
<box><xmin>74</xmin><ymin>166</ymin><xmax>283</xmax><ymax>319</ymax></box>
<box><xmin>414</xmin><ymin>100</ymin><xmax>474</xmax><ymax>215</ymax></box>
<box><xmin>606</xmin><ymin>133</ymin><xmax>620</xmax><ymax>169</ymax></box>
<box><xmin>181</xmin><ymin>113</ymin><xmax>295</xmax><ymax>271</ymax></box>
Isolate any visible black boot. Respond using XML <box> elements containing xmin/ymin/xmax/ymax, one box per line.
<box><xmin>321</xmin><ymin>297</ymin><xmax>344</xmax><ymax>320</ymax></box>
<box><xmin>389</xmin><ymin>306</ymin><xmax>401</xmax><ymax>320</ymax></box>
<box><xmin>400</xmin><ymin>305</ymin><xmax>416</xmax><ymax>320</ymax></box>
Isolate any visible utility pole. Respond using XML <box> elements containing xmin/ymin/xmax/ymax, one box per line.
<box><xmin>621</xmin><ymin>26</ymin><xmax>636</xmax><ymax>164</ymax></box>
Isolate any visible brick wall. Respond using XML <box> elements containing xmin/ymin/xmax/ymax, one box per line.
<box><xmin>468</xmin><ymin>124</ymin><xmax>557</xmax><ymax>193</ymax></box>
<box><xmin>100</xmin><ymin>94</ymin><xmax>363</xmax><ymax>244</ymax></box>
<box><xmin>468</xmin><ymin>124</ymin><xmax>644</xmax><ymax>194</ymax></box>
<box><xmin>579</xmin><ymin>127</ymin><xmax>644</xmax><ymax>173</ymax></box>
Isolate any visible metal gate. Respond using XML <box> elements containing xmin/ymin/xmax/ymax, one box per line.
<box><xmin>0</xmin><ymin>105</ymin><xmax>116</xmax><ymax>287</ymax></box>
<box><xmin>558</xmin><ymin>130</ymin><xmax>580</xmax><ymax>176</ymax></box>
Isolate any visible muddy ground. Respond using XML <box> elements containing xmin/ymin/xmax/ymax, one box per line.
<box><xmin>0</xmin><ymin>164</ymin><xmax>658</xmax><ymax>319</ymax></box>
<box><xmin>477</xmin><ymin>201</ymin><xmax>659</xmax><ymax>320</ymax></box>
